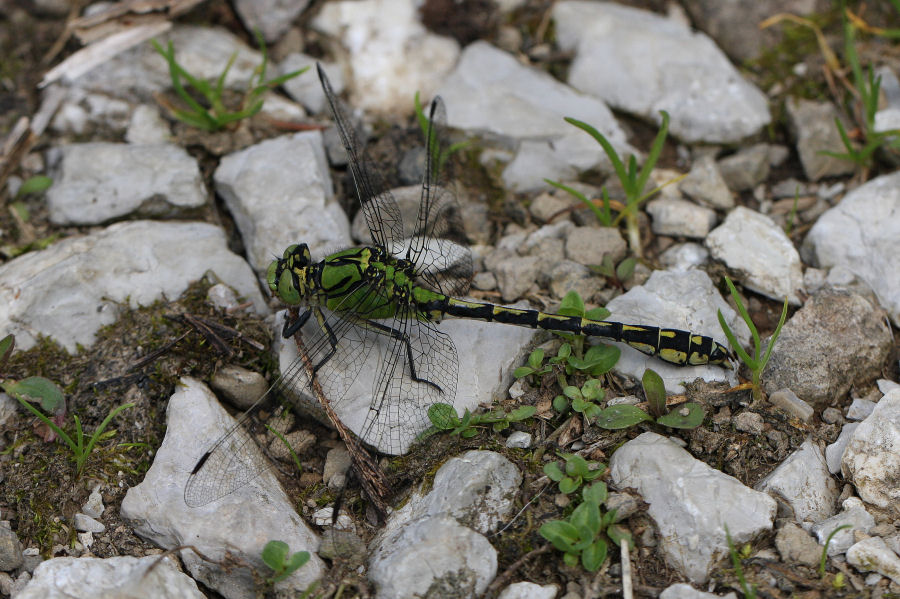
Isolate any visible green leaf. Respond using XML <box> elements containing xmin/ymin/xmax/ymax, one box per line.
<box><xmin>615</xmin><ymin>257</ymin><xmax>636</xmax><ymax>281</ymax></box>
<box><xmin>582</xmin><ymin>481</ymin><xmax>608</xmax><ymax>505</ymax></box>
<box><xmin>556</xmin><ymin>343</ymin><xmax>572</xmax><ymax>360</ymax></box>
<box><xmin>261</xmin><ymin>540</ymin><xmax>289</xmax><ymax>569</ymax></box>
<box><xmin>528</xmin><ymin>348</ymin><xmax>544</xmax><ymax>368</ymax></box>
<box><xmin>461</xmin><ymin>428</ymin><xmax>478</xmax><ymax>438</ymax></box>
<box><xmin>657</xmin><ymin>402</ymin><xmax>706</xmax><ymax>429</ymax></box>
<box><xmin>582</xmin><ymin>539</ymin><xmax>608</xmax><ymax>572</ymax></box>
<box><xmin>492</xmin><ymin>420</ymin><xmax>509</xmax><ymax>432</ymax></box>
<box><xmin>513</xmin><ymin>366</ymin><xmax>534</xmax><ymax>378</ymax></box>
<box><xmin>608</xmin><ymin>524</ymin><xmax>633</xmax><ymax>549</ymax></box>
<box><xmin>558</xmin><ymin>291</ymin><xmax>585</xmax><ymax>317</ymax></box>
<box><xmin>0</xmin><ymin>334</ymin><xmax>14</xmax><ymax>365</ymax></box>
<box><xmin>6</xmin><ymin>376</ymin><xmax>65</xmax><ymax>413</ymax></box>
<box><xmin>16</xmin><ymin>175</ymin><xmax>53</xmax><ymax>198</ymax></box>
<box><xmin>539</xmin><ymin>520</ymin><xmax>580</xmax><ymax>552</ymax></box>
<box><xmin>564</xmin><ymin>454</ymin><xmax>589</xmax><ymax>477</ymax></box>
<box><xmin>552</xmin><ymin>395</ymin><xmax>569</xmax><ymax>413</ymax></box>
<box><xmin>544</xmin><ymin>462</ymin><xmax>565</xmax><ymax>481</ymax></box>
<box><xmin>284</xmin><ymin>550</ymin><xmax>310</xmax><ymax>572</ymax></box>
<box><xmin>427</xmin><ymin>403</ymin><xmax>458</xmax><ymax>430</ymax></box>
<box><xmin>562</xmin><ymin>552</ymin><xmax>579</xmax><ymax>567</ymax></box>
<box><xmin>581</xmin><ymin>378</ymin><xmax>604</xmax><ymax>401</ymax></box>
<box><xmin>642</xmin><ymin>368</ymin><xmax>667</xmax><ymax>418</ymax></box>
<box><xmin>571</xmin><ymin>397</ymin><xmax>588</xmax><ymax>413</ymax></box>
<box><xmin>563</xmin><ymin>386</ymin><xmax>581</xmax><ymax>400</ymax></box>
<box><xmin>558</xmin><ymin>477</ymin><xmax>579</xmax><ymax>494</ymax></box>
<box><xmin>507</xmin><ymin>405</ymin><xmax>536</xmax><ymax>421</ymax></box>
<box><xmin>594</xmin><ymin>404</ymin><xmax>652</xmax><ymax>430</ymax></box>
<box><xmin>570</xmin><ymin>499</ymin><xmax>601</xmax><ymax>534</ymax></box>
<box><xmin>584</xmin><ymin>305</ymin><xmax>611</xmax><ymax>321</ymax></box>
<box><xmin>584</xmin><ymin>344</ymin><xmax>620</xmax><ymax>375</ymax></box>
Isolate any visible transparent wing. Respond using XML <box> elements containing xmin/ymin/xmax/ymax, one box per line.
<box><xmin>406</xmin><ymin>96</ymin><xmax>473</xmax><ymax>298</ymax></box>
<box><xmin>317</xmin><ymin>64</ymin><xmax>405</xmax><ymax>254</ymax></box>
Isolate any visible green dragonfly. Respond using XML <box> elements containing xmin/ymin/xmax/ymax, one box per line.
<box><xmin>184</xmin><ymin>64</ymin><xmax>731</xmax><ymax>507</ymax></box>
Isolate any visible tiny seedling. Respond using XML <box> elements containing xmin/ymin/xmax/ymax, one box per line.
<box><xmin>15</xmin><ymin>175</ymin><xmax>53</xmax><ymax>199</ymax></box>
<box><xmin>152</xmin><ymin>31</ymin><xmax>305</xmax><ymax>132</ymax></box>
<box><xmin>425</xmin><ymin>402</ymin><xmax>536</xmax><ymax>439</ymax></box>
<box><xmin>513</xmin><ymin>348</ymin><xmax>553</xmax><ymax>382</ymax></box>
<box><xmin>590</xmin><ymin>254</ymin><xmax>636</xmax><ymax>288</ymax></box>
<box><xmin>545</xmin><ymin>111</ymin><xmax>677</xmax><ymax>256</ymax></box>
<box><xmin>265</xmin><ymin>424</ymin><xmax>303</xmax><ymax>475</ymax></box>
<box><xmin>2</xmin><ymin>334</ymin><xmax>135</xmax><ymax>476</ymax></box>
<box><xmin>261</xmin><ymin>540</ymin><xmax>311</xmax><ymax>584</ymax></box>
<box><xmin>725</xmin><ymin>524</ymin><xmax>756</xmax><ymax>599</ymax></box>
<box><xmin>641</xmin><ymin>368</ymin><xmax>705</xmax><ymax>428</ymax></box>
<box><xmin>543</xmin><ymin>453</ymin><xmax>605</xmax><ymax>495</ymax></box>
<box><xmin>819</xmin><ymin>524</ymin><xmax>852</xmax><ymax>578</ymax></box>
<box><xmin>539</xmin><ymin>481</ymin><xmax>630</xmax><ymax>572</ymax></box>
<box><xmin>717</xmin><ymin>276</ymin><xmax>788</xmax><ymax>402</ymax></box>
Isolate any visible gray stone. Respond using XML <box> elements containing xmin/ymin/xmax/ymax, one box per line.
<box><xmin>369</xmin><ymin>515</ymin><xmax>496</xmax><ymax>599</ymax></box>
<box><xmin>15</xmin><ymin>556</ymin><xmax>204</xmax><ymax>599</ymax></box>
<box><xmin>785</xmin><ymin>97</ymin><xmax>856</xmax><ymax>181</ymax></box>
<box><xmin>717</xmin><ymin>144</ymin><xmax>770</xmax><ymax>191</ymax></box>
<box><xmin>811</xmin><ymin>497</ymin><xmax>875</xmax><ymax>555</ymax></box>
<box><xmin>564</xmin><ymin>226</ymin><xmax>627</xmax><ymax>267</ymax></box>
<box><xmin>81</xmin><ymin>488</ymin><xmax>104</xmax><ymax>519</ymax></box>
<box><xmin>659</xmin><ymin>242</ymin><xmax>709</xmax><ymax>271</ymax></box>
<box><xmin>774</xmin><ymin>522</ymin><xmax>820</xmax><ymax>567</ymax></box>
<box><xmin>680</xmin><ymin>154</ymin><xmax>734</xmax><ymax>209</ymax></box>
<box><xmin>755</xmin><ymin>438</ymin><xmax>839</xmax><ymax>525</ymax></box>
<box><xmin>125</xmin><ymin>104</ymin><xmax>170</xmax><ymax>144</ymax></box>
<box><xmin>847</xmin><ymin>398</ymin><xmax>876</xmax><ymax>421</ymax></box>
<box><xmin>761</xmin><ymin>289</ymin><xmax>892</xmax><ymax>409</ymax></box>
<box><xmin>491</xmin><ymin>255</ymin><xmax>541</xmax><ymax>302</ymax></box>
<box><xmin>529</xmin><ymin>192</ymin><xmax>574</xmax><ymax>223</ymax></box>
<box><xmin>506</xmin><ymin>431</ymin><xmax>532</xmax><ymax>449</ymax></box>
<box><xmin>215</xmin><ymin>130</ymin><xmax>349</xmax><ymax>275</ymax></box>
<box><xmin>437</xmin><ymin>41</ymin><xmax>633</xmax><ymax>177</ymax></box>
<box><xmin>733</xmin><ymin>412</ymin><xmax>764</xmax><ymax>434</ymax></box>
<box><xmin>768</xmin><ymin>388</ymin><xmax>814</xmax><ymax>422</ymax></box>
<box><xmin>280</xmin><ymin>55</ymin><xmax>343</xmax><ymax>114</ymax></box>
<box><xmin>0</xmin><ymin>527</ymin><xmax>23</xmax><ymax>572</ymax></box>
<box><xmin>73</xmin><ymin>514</ymin><xmax>105</xmax><ymax>534</ymax></box>
<box><xmin>841</xmin><ymin>390</ymin><xmax>900</xmax><ymax>517</ymax></box>
<box><xmin>802</xmin><ymin>170</ymin><xmax>900</xmax><ymax>327</ymax></box>
<box><xmin>45</xmin><ymin>143</ymin><xmax>206</xmax><ymax>225</ymax></box>
<box><xmin>233</xmin><ymin>0</ymin><xmax>310</xmax><ymax>43</ymax></box>
<box><xmin>646</xmin><ymin>197</ymin><xmax>717</xmax><ymax>239</ymax></box>
<box><xmin>209</xmin><ymin>365</ymin><xmax>268</xmax><ymax>411</ymax></box>
<box><xmin>610</xmin><ymin>432</ymin><xmax>776</xmax><ymax>583</ymax></box>
<box><xmin>0</xmin><ymin>221</ymin><xmax>267</xmax><ymax>353</ymax></box>
<box><xmin>121</xmin><ymin>378</ymin><xmax>325</xmax><ymax>599</ymax></box>
<box><xmin>498</xmin><ymin>582</ymin><xmax>559</xmax><ymax>599</ymax></box>
<box><xmin>660</xmin><ymin>582</ymin><xmax>738</xmax><ymax>599</ymax></box>
<box><xmin>706</xmin><ymin>207</ymin><xmax>804</xmax><ymax>304</ymax></box>
<box><xmin>846</xmin><ymin>536</ymin><xmax>900</xmax><ymax>585</ymax></box>
<box><xmin>323</xmin><ymin>446</ymin><xmax>352</xmax><ymax>489</ymax></box>
<box><xmin>312</xmin><ymin>0</ymin><xmax>459</xmax><ymax>115</ymax></box>
<box><xmin>553</xmin><ymin>2</ymin><xmax>770</xmax><ymax>143</ymax></box>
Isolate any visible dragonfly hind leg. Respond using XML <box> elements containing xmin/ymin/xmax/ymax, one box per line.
<box><xmin>364</xmin><ymin>320</ymin><xmax>444</xmax><ymax>393</ymax></box>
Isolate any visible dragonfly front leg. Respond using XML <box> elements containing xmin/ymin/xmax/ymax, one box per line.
<box><xmin>364</xmin><ymin>320</ymin><xmax>443</xmax><ymax>393</ymax></box>
<box><xmin>282</xmin><ymin>308</ymin><xmax>312</xmax><ymax>338</ymax></box>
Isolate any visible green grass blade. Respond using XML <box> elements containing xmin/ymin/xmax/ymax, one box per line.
<box><xmin>78</xmin><ymin>403</ymin><xmax>135</xmax><ymax>475</ymax></box>
<box><xmin>265</xmin><ymin>425</ymin><xmax>303</xmax><ymax>474</ymax></box>
<box><xmin>758</xmin><ymin>296</ymin><xmax>789</xmax><ymax>368</ymax></box>
<box><xmin>717</xmin><ymin>309</ymin><xmax>755</xmax><ymax>367</ymax></box>
<box><xmin>632</xmin><ymin>110</ymin><xmax>669</xmax><ymax>197</ymax></box>
<box><xmin>13</xmin><ymin>394</ymin><xmax>77</xmax><ymax>452</ymax></box>
<box><xmin>723</xmin><ymin>276</ymin><xmax>761</xmax><ymax>362</ymax></box>
<box><xmin>564</xmin><ymin>117</ymin><xmax>628</xmax><ymax>185</ymax></box>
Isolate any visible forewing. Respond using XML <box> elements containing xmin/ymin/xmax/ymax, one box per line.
<box><xmin>317</xmin><ymin>64</ymin><xmax>405</xmax><ymax>254</ymax></box>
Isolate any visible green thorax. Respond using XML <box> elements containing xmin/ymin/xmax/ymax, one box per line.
<box><xmin>267</xmin><ymin>243</ymin><xmax>446</xmax><ymax>320</ymax></box>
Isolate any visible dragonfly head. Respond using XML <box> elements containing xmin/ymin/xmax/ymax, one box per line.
<box><xmin>267</xmin><ymin>243</ymin><xmax>312</xmax><ymax>305</ymax></box>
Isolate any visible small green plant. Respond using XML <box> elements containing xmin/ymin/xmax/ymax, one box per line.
<box><xmin>414</xmin><ymin>91</ymin><xmax>471</xmax><ymax>176</ymax></box>
<box><xmin>2</xmin><ymin>334</ymin><xmax>135</xmax><ymax>476</ymax></box>
<box><xmin>543</xmin><ymin>453</ymin><xmax>605</xmax><ymax>494</ymax></box>
<box><xmin>545</xmin><ymin>111</ymin><xmax>678</xmax><ymax>256</ymax></box>
<box><xmin>590</xmin><ymin>254</ymin><xmax>636</xmax><ymax>288</ymax></box>
<box><xmin>15</xmin><ymin>175</ymin><xmax>53</xmax><ymax>199</ymax></box>
<box><xmin>819</xmin><ymin>524</ymin><xmax>852</xmax><ymax>578</ymax></box>
<box><xmin>554</xmin><ymin>377</ymin><xmax>605</xmax><ymax>421</ymax></box>
<box><xmin>717</xmin><ymin>276</ymin><xmax>788</xmax><ymax>402</ymax></box>
<box><xmin>551</xmin><ymin>291</ymin><xmax>619</xmax><ymax>365</ymax></box>
<box><xmin>152</xmin><ymin>32</ymin><xmax>305</xmax><ymax>132</ymax></box>
<box><xmin>265</xmin><ymin>424</ymin><xmax>303</xmax><ymax>475</ymax></box>
<box><xmin>539</xmin><ymin>481</ymin><xmax>631</xmax><ymax>572</ymax></box>
<box><xmin>425</xmin><ymin>402</ymin><xmax>536</xmax><ymax>439</ymax></box>
<box><xmin>784</xmin><ymin>185</ymin><xmax>800</xmax><ymax>236</ymax></box>
<box><xmin>724</xmin><ymin>525</ymin><xmax>756</xmax><ymax>599</ymax></box>
<box><xmin>261</xmin><ymin>540</ymin><xmax>311</xmax><ymax>584</ymax></box>
<box><xmin>513</xmin><ymin>347</ymin><xmax>553</xmax><ymax>382</ymax></box>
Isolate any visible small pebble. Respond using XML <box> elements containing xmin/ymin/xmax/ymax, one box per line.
<box><xmin>506</xmin><ymin>431</ymin><xmax>532</xmax><ymax>449</ymax></box>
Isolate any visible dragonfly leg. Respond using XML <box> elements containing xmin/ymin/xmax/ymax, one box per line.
<box><xmin>282</xmin><ymin>309</ymin><xmax>312</xmax><ymax>338</ymax></box>
<box><xmin>365</xmin><ymin>320</ymin><xmax>443</xmax><ymax>393</ymax></box>
<box><xmin>311</xmin><ymin>308</ymin><xmax>339</xmax><ymax>372</ymax></box>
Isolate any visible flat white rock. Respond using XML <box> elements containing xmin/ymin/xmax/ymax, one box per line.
<box><xmin>605</xmin><ymin>269</ymin><xmax>746</xmax><ymax>393</ymax></box>
<box><xmin>437</xmin><ymin>41</ymin><xmax>634</xmax><ymax>188</ymax></box>
<box><xmin>275</xmin><ymin>306</ymin><xmax>536</xmax><ymax>455</ymax></box>
<box><xmin>610</xmin><ymin>432</ymin><xmax>776</xmax><ymax>583</ymax></box>
<box><xmin>46</xmin><ymin>142</ymin><xmax>205</xmax><ymax>225</ymax></box>
<box><xmin>312</xmin><ymin>0</ymin><xmax>459</xmax><ymax>115</ymax></box>
<box><xmin>0</xmin><ymin>221</ymin><xmax>266</xmax><ymax>352</ymax></box>
<box><xmin>553</xmin><ymin>1</ymin><xmax>770</xmax><ymax>143</ymax></box>
<box><xmin>802</xmin><ymin>170</ymin><xmax>900</xmax><ymax>327</ymax></box>
<box><xmin>707</xmin><ymin>206</ymin><xmax>804</xmax><ymax>305</ymax></box>
<box><xmin>120</xmin><ymin>377</ymin><xmax>324</xmax><ymax>599</ymax></box>
<box><xmin>15</xmin><ymin>556</ymin><xmax>203</xmax><ymax>599</ymax></box>
<box><xmin>214</xmin><ymin>130</ymin><xmax>350</xmax><ymax>274</ymax></box>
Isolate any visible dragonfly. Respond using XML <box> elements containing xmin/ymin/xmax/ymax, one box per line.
<box><xmin>184</xmin><ymin>64</ymin><xmax>731</xmax><ymax>508</ymax></box>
